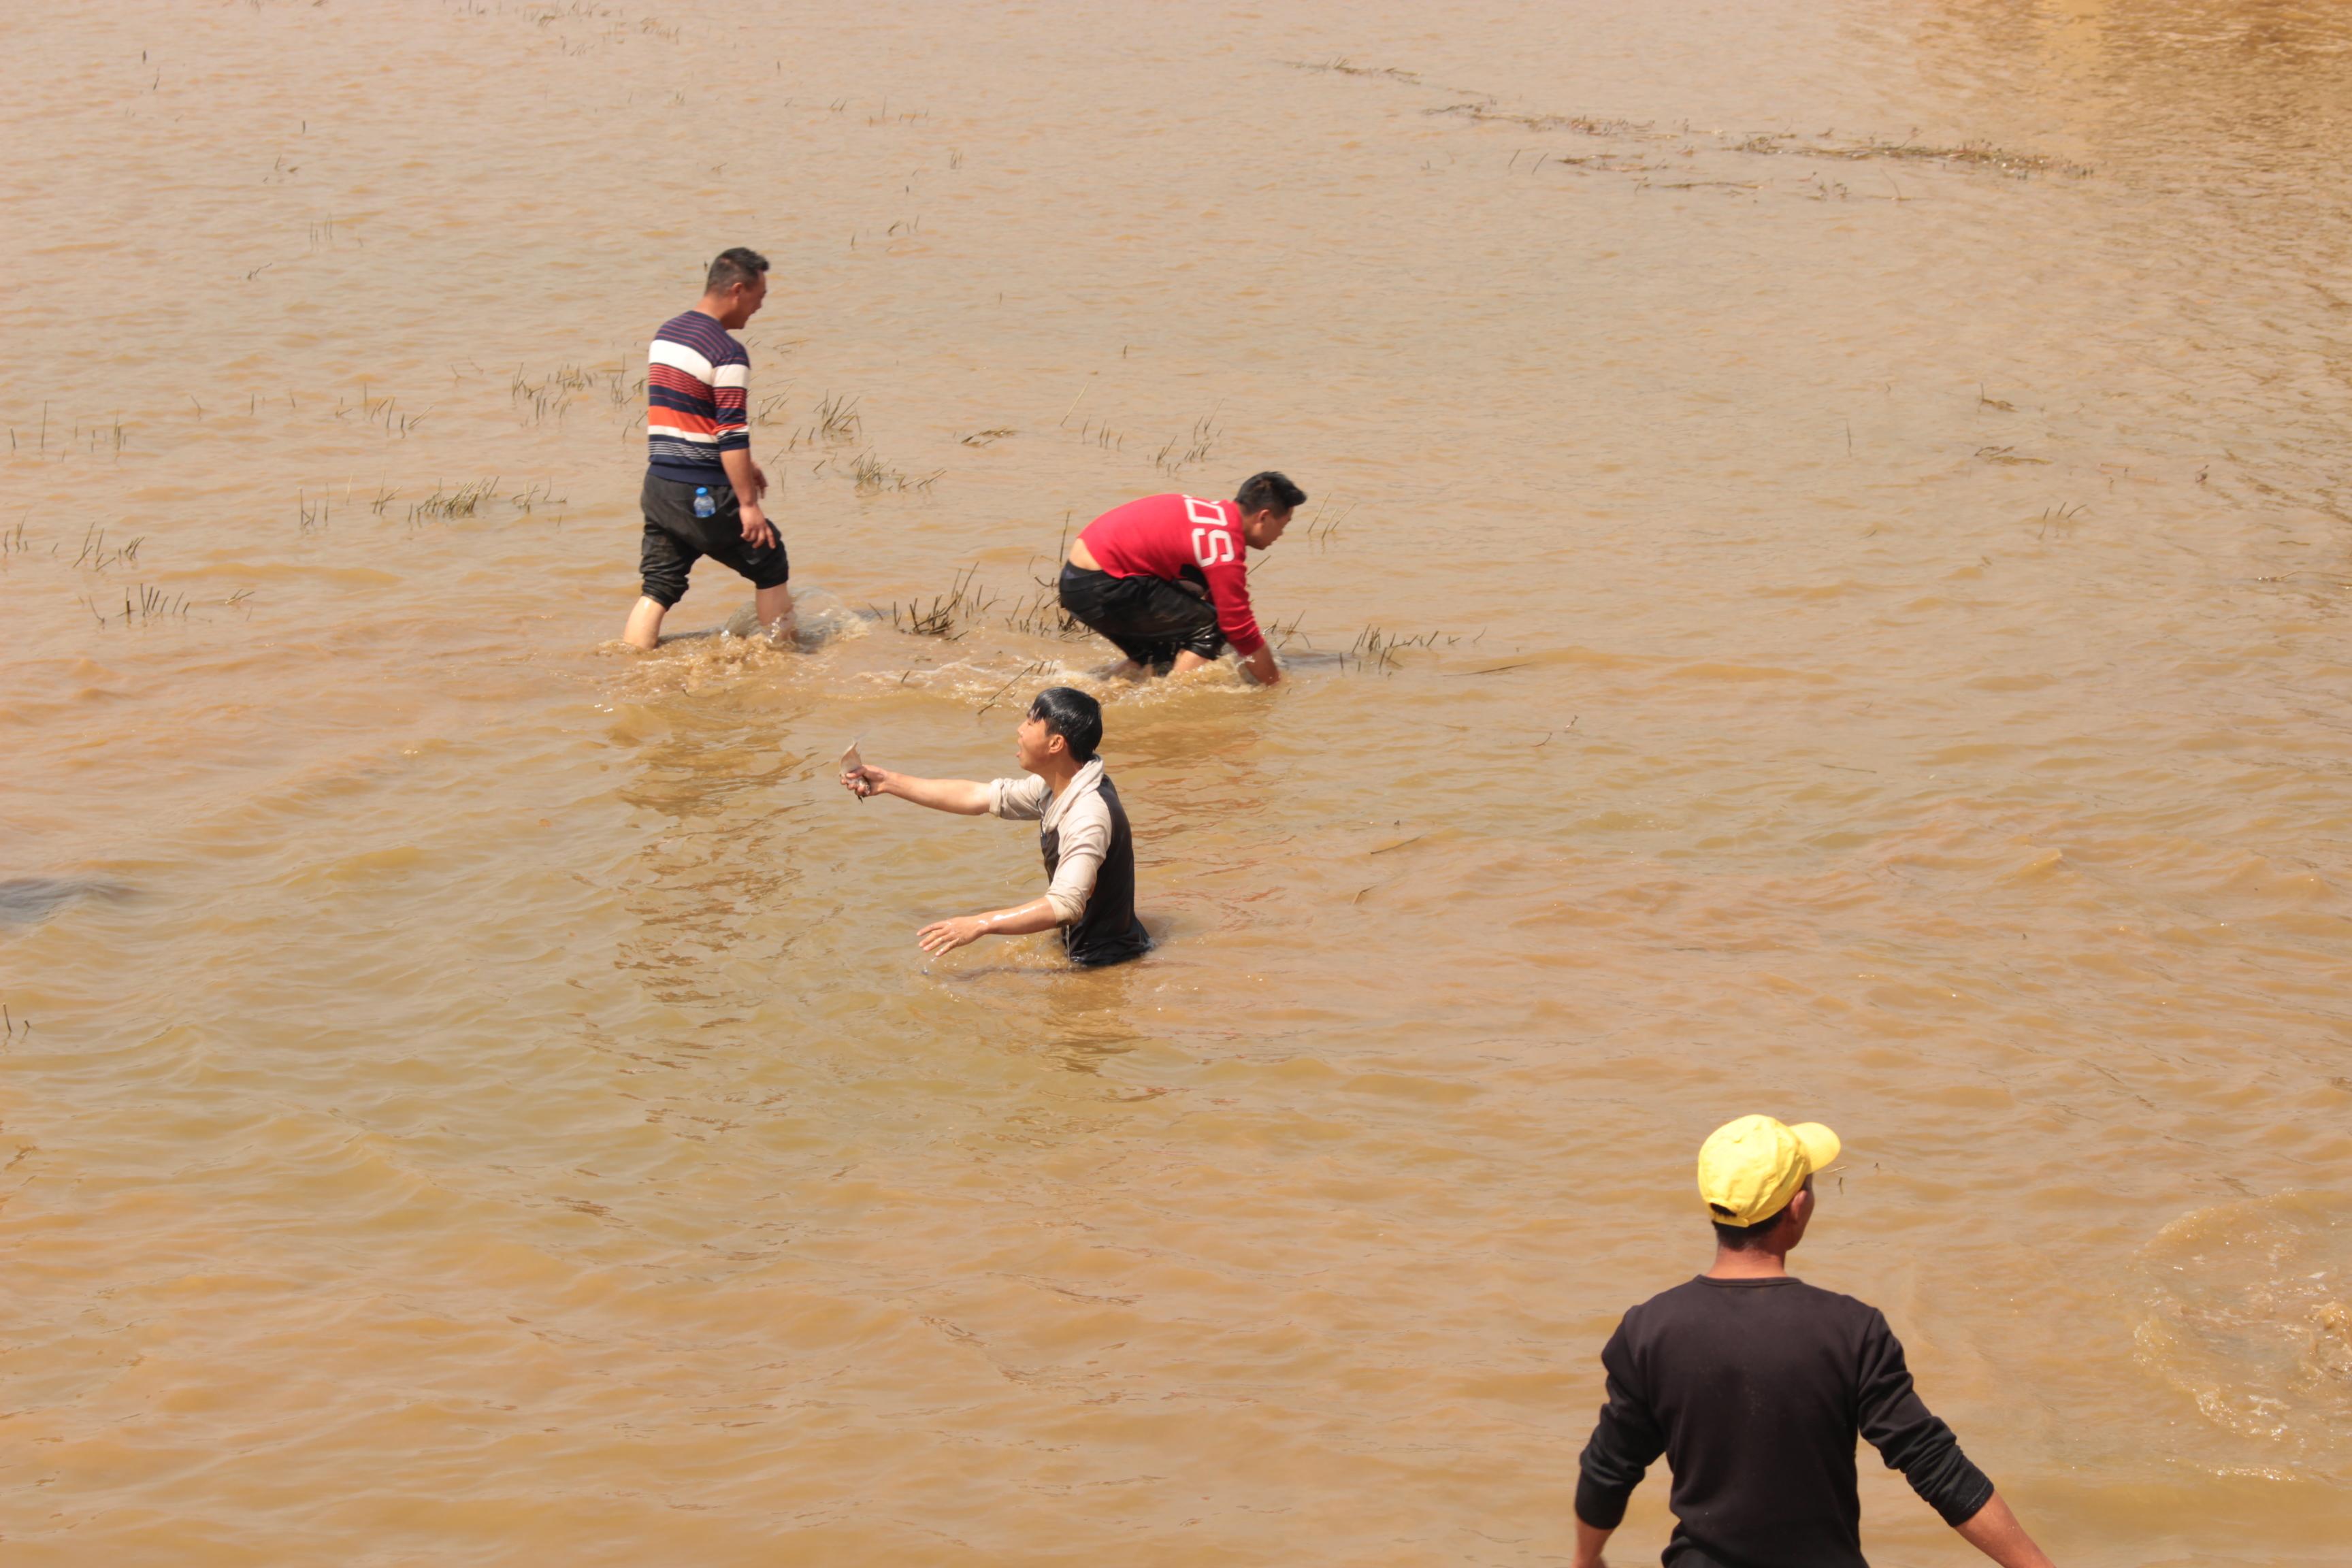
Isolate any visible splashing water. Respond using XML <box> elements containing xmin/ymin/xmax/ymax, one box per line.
<box><xmin>2137</xmin><ymin>1192</ymin><xmax>2352</xmax><ymax>1476</ymax></box>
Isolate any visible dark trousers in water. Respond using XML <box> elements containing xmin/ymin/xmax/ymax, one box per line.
<box><xmin>638</xmin><ymin>471</ymin><xmax>790</xmax><ymax>607</ymax></box>
<box><xmin>1058</xmin><ymin>564</ymin><xmax>1224</xmax><ymax>668</ymax></box>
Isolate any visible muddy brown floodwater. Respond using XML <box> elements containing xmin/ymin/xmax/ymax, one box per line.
<box><xmin>6</xmin><ymin>1</ymin><xmax>2352</xmax><ymax>1563</ymax></box>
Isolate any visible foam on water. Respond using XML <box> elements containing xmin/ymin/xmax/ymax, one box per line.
<box><xmin>2137</xmin><ymin>1192</ymin><xmax>2352</xmax><ymax>1477</ymax></box>
<box><xmin>711</xmin><ymin>585</ymin><xmax>870</xmax><ymax>651</ymax></box>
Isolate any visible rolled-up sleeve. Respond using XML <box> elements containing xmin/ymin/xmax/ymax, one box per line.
<box><xmin>710</xmin><ymin>355</ymin><xmax>750</xmax><ymax>453</ymax></box>
<box><xmin>1041</xmin><ymin>792</ymin><xmax>1111</xmax><ymax>924</ymax></box>
<box><xmin>1857</xmin><ymin>1311</ymin><xmax>1996</xmax><ymax>1526</ymax></box>
<box><xmin>1575</xmin><ymin>1320</ymin><xmax>1665</xmax><ymax>1530</ymax></box>
<box><xmin>987</xmin><ymin>775</ymin><xmax>1051</xmax><ymax>821</ymax></box>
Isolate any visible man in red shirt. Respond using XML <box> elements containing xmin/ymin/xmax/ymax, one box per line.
<box><xmin>1057</xmin><ymin>471</ymin><xmax>1305</xmax><ymax>685</ymax></box>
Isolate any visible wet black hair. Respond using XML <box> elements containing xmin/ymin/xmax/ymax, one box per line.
<box><xmin>1235</xmin><ymin>470</ymin><xmax>1307</xmax><ymax>516</ymax></box>
<box><xmin>706</xmin><ymin>246</ymin><xmax>770</xmax><ymax>293</ymax></box>
<box><xmin>1026</xmin><ymin>686</ymin><xmax>1102</xmax><ymax>762</ymax></box>
<box><xmin>1709</xmin><ymin>1175</ymin><xmax>1811</xmax><ymax>1251</ymax></box>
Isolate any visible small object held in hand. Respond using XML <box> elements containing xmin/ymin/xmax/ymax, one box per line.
<box><xmin>842</xmin><ymin>739</ymin><xmax>867</xmax><ymax>799</ymax></box>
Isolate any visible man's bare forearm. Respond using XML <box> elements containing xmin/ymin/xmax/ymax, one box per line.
<box><xmin>916</xmin><ymin>895</ymin><xmax>1064</xmax><ymax>956</ymax></box>
<box><xmin>1570</xmin><ymin>1516</ymin><xmax>1614</xmax><ymax>1568</ymax></box>
<box><xmin>1243</xmin><ymin>644</ymin><xmax>1281</xmax><ymax>685</ymax></box>
<box><xmin>872</xmin><ymin>770</ymin><xmax>992</xmax><ymax>815</ymax></box>
<box><xmin>960</xmin><ymin>898</ymin><xmax>1062</xmax><ymax>936</ymax></box>
<box><xmin>720</xmin><ymin>446</ymin><xmax>763</xmax><ymax>508</ymax></box>
<box><xmin>1955</xmin><ymin>1494</ymin><xmax>2055</xmax><ymax>1568</ymax></box>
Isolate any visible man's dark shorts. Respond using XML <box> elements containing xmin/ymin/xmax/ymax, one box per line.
<box><xmin>639</xmin><ymin>471</ymin><xmax>789</xmax><ymax>608</ymax></box>
<box><xmin>1058</xmin><ymin>564</ymin><xmax>1225</xmax><ymax>667</ymax></box>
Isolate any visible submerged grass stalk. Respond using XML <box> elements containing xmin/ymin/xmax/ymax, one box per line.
<box><xmin>874</xmin><ymin>565</ymin><xmax>997</xmax><ymax>638</ymax></box>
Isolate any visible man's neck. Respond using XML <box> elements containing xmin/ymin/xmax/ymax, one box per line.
<box><xmin>1706</xmin><ymin>1247</ymin><xmax>1791</xmax><ymax>1280</ymax></box>
<box><xmin>691</xmin><ymin>297</ymin><xmax>731</xmax><ymax>325</ymax></box>
<box><xmin>1039</xmin><ymin>756</ymin><xmax>1087</xmax><ymax>798</ymax></box>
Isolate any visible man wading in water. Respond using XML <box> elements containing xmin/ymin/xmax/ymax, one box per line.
<box><xmin>1571</xmin><ymin>1115</ymin><xmax>2059</xmax><ymax>1568</ymax></box>
<box><xmin>839</xmin><ymin>687</ymin><xmax>1150</xmax><ymax>967</ymax></box>
<box><xmin>1058</xmin><ymin>472</ymin><xmax>1305</xmax><ymax>685</ymax></box>
<box><xmin>621</xmin><ymin>248</ymin><xmax>793</xmax><ymax>649</ymax></box>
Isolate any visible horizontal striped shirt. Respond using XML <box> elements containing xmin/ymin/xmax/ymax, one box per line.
<box><xmin>647</xmin><ymin>310</ymin><xmax>749</xmax><ymax>480</ymax></box>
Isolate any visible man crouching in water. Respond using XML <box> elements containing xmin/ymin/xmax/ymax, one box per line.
<box><xmin>840</xmin><ymin>687</ymin><xmax>1151</xmax><ymax>967</ymax></box>
<box><xmin>1058</xmin><ymin>470</ymin><xmax>1305</xmax><ymax>685</ymax></box>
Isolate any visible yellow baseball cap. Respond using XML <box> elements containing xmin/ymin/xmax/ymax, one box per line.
<box><xmin>1697</xmin><ymin>1115</ymin><xmax>1841</xmax><ymax>1227</ymax></box>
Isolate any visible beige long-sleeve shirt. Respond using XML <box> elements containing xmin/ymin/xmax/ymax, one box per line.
<box><xmin>987</xmin><ymin>758</ymin><xmax>1111</xmax><ymax>924</ymax></box>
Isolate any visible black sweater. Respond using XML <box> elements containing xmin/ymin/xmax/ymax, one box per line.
<box><xmin>1575</xmin><ymin>1275</ymin><xmax>1995</xmax><ymax>1568</ymax></box>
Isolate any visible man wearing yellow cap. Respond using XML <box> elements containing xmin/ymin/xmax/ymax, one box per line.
<box><xmin>1569</xmin><ymin>1115</ymin><xmax>2058</xmax><ymax>1568</ymax></box>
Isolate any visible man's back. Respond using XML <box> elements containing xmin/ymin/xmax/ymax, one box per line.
<box><xmin>1578</xmin><ymin>1276</ymin><xmax>1992</xmax><ymax>1568</ymax></box>
<box><xmin>647</xmin><ymin>310</ymin><xmax>750</xmax><ymax>481</ymax></box>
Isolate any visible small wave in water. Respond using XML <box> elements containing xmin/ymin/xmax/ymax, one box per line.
<box><xmin>0</xmin><ymin>878</ymin><xmax>135</xmax><ymax>929</ymax></box>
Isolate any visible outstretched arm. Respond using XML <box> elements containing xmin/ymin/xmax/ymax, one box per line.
<box><xmin>1955</xmin><ymin>1494</ymin><xmax>2055</xmax><ymax>1568</ymax></box>
<box><xmin>843</xmin><ymin>766</ymin><xmax>990</xmax><ymax>815</ymax></box>
<box><xmin>917</xmin><ymin>896</ymin><xmax>1065</xmax><ymax>956</ymax></box>
<box><xmin>1241</xmin><ymin>644</ymin><xmax>1281</xmax><ymax>685</ymax></box>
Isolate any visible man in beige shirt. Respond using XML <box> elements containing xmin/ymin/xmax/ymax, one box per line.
<box><xmin>840</xmin><ymin>688</ymin><xmax>1151</xmax><ymax>967</ymax></box>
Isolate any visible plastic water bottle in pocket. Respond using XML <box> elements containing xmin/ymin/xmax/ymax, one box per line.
<box><xmin>692</xmin><ymin>487</ymin><xmax>716</xmax><ymax>519</ymax></box>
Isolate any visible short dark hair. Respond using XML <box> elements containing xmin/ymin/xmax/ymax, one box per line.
<box><xmin>1027</xmin><ymin>687</ymin><xmax>1102</xmax><ymax>762</ymax></box>
<box><xmin>1235</xmin><ymin>470</ymin><xmax>1306</xmax><ymax>516</ymax></box>
<box><xmin>706</xmin><ymin>247</ymin><xmax>770</xmax><ymax>293</ymax></box>
<box><xmin>1710</xmin><ymin>1176</ymin><xmax>1810</xmax><ymax>1250</ymax></box>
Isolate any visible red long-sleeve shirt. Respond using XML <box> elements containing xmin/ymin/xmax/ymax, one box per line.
<box><xmin>1076</xmin><ymin>493</ymin><xmax>1264</xmax><ymax>655</ymax></box>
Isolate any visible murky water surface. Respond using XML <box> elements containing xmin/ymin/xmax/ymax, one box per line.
<box><xmin>7</xmin><ymin>1</ymin><xmax>2352</xmax><ymax>1562</ymax></box>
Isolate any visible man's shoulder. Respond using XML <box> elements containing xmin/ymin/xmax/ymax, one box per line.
<box><xmin>1777</xmin><ymin>1277</ymin><xmax>1888</xmax><ymax>1330</ymax></box>
<box><xmin>1167</xmin><ymin>493</ymin><xmax>1239</xmax><ymax>525</ymax></box>
<box><xmin>1624</xmin><ymin>1275</ymin><xmax>1884</xmax><ymax>1327</ymax></box>
<box><xmin>1102</xmin><ymin>492</ymin><xmax>1186</xmax><ymax>521</ymax></box>
<box><xmin>654</xmin><ymin>310</ymin><xmax>747</xmax><ymax>361</ymax></box>
<box><xmin>987</xmin><ymin>772</ymin><xmax>1052</xmax><ymax>819</ymax></box>
<box><xmin>1066</xmin><ymin>768</ymin><xmax>1122</xmax><ymax>824</ymax></box>
<box><xmin>1622</xmin><ymin>1275</ymin><xmax>1714</xmax><ymax>1322</ymax></box>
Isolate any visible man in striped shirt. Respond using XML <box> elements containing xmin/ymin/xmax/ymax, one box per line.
<box><xmin>621</xmin><ymin>248</ymin><xmax>794</xmax><ymax>649</ymax></box>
